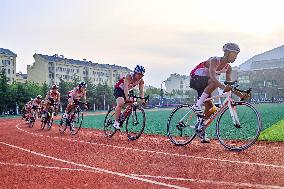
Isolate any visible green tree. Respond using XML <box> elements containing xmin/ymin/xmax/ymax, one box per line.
<box><xmin>0</xmin><ymin>70</ymin><xmax>10</xmax><ymax>114</ymax></box>
<box><xmin>41</xmin><ymin>82</ymin><xmax>49</xmax><ymax>97</ymax></box>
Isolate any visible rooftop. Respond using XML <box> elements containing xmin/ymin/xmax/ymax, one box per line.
<box><xmin>0</xmin><ymin>48</ymin><xmax>17</xmax><ymax>57</ymax></box>
<box><xmin>36</xmin><ymin>54</ymin><xmax>131</xmax><ymax>71</ymax></box>
<box><xmin>239</xmin><ymin>45</ymin><xmax>284</xmax><ymax>71</ymax></box>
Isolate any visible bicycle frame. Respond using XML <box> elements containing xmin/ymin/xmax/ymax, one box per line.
<box><xmin>203</xmin><ymin>91</ymin><xmax>240</xmax><ymax>127</ymax></box>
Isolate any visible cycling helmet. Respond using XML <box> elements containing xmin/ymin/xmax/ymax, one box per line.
<box><xmin>78</xmin><ymin>81</ymin><xmax>87</xmax><ymax>88</ymax></box>
<box><xmin>52</xmin><ymin>84</ymin><xmax>59</xmax><ymax>89</ymax></box>
<box><xmin>36</xmin><ymin>95</ymin><xmax>42</xmax><ymax>99</ymax></box>
<box><xmin>223</xmin><ymin>43</ymin><xmax>240</xmax><ymax>53</ymax></box>
<box><xmin>134</xmin><ymin>65</ymin><xmax>145</xmax><ymax>75</ymax></box>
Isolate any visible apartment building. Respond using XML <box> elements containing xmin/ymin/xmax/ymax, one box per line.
<box><xmin>238</xmin><ymin>45</ymin><xmax>284</xmax><ymax>100</ymax></box>
<box><xmin>164</xmin><ymin>73</ymin><xmax>191</xmax><ymax>93</ymax></box>
<box><xmin>0</xmin><ymin>48</ymin><xmax>17</xmax><ymax>83</ymax></box>
<box><xmin>27</xmin><ymin>54</ymin><xmax>131</xmax><ymax>86</ymax></box>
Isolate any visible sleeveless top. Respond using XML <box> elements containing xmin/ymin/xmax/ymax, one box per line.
<box><xmin>190</xmin><ymin>57</ymin><xmax>229</xmax><ymax>77</ymax></box>
<box><xmin>115</xmin><ymin>72</ymin><xmax>142</xmax><ymax>90</ymax></box>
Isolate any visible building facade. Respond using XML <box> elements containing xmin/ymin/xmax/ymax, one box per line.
<box><xmin>0</xmin><ymin>48</ymin><xmax>17</xmax><ymax>83</ymax></box>
<box><xmin>238</xmin><ymin>45</ymin><xmax>284</xmax><ymax>101</ymax></box>
<box><xmin>27</xmin><ymin>54</ymin><xmax>131</xmax><ymax>86</ymax></box>
<box><xmin>16</xmin><ymin>72</ymin><xmax>27</xmax><ymax>83</ymax></box>
<box><xmin>164</xmin><ymin>73</ymin><xmax>191</xmax><ymax>93</ymax></box>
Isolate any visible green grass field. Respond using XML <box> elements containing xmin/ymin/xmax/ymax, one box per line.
<box><xmin>69</xmin><ymin>103</ymin><xmax>284</xmax><ymax>141</ymax></box>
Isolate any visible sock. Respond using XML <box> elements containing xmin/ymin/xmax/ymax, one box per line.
<box><xmin>114</xmin><ymin>120</ymin><xmax>120</xmax><ymax>125</ymax></box>
<box><xmin>196</xmin><ymin>92</ymin><xmax>209</xmax><ymax>107</ymax></box>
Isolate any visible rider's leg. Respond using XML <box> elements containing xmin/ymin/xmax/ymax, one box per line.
<box><xmin>63</xmin><ymin>98</ymin><xmax>74</xmax><ymax>119</ymax></box>
<box><xmin>113</xmin><ymin>97</ymin><xmax>124</xmax><ymax>129</ymax></box>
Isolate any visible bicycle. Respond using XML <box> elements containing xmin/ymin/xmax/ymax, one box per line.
<box><xmin>59</xmin><ymin>101</ymin><xmax>86</xmax><ymax>135</ymax></box>
<box><xmin>27</xmin><ymin>107</ymin><xmax>40</xmax><ymax>128</ymax></box>
<box><xmin>41</xmin><ymin>104</ymin><xmax>55</xmax><ymax>131</ymax></box>
<box><xmin>104</xmin><ymin>92</ymin><xmax>149</xmax><ymax>140</ymax></box>
<box><xmin>167</xmin><ymin>81</ymin><xmax>262</xmax><ymax>151</ymax></box>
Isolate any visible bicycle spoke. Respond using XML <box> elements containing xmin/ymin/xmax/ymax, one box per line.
<box><xmin>167</xmin><ymin>105</ymin><xmax>197</xmax><ymax>146</ymax></box>
<box><xmin>217</xmin><ymin>102</ymin><xmax>262</xmax><ymax>151</ymax></box>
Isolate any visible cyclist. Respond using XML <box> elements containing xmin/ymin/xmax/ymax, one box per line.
<box><xmin>190</xmin><ymin>43</ymin><xmax>249</xmax><ymax>143</ymax></box>
<box><xmin>23</xmin><ymin>99</ymin><xmax>33</xmax><ymax>123</ymax></box>
<box><xmin>62</xmin><ymin>82</ymin><xmax>88</xmax><ymax>131</ymax></box>
<box><xmin>31</xmin><ymin>95</ymin><xmax>43</xmax><ymax>120</ymax></box>
<box><xmin>42</xmin><ymin>84</ymin><xmax>61</xmax><ymax>118</ymax></box>
<box><xmin>113</xmin><ymin>65</ymin><xmax>146</xmax><ymax>130</ymax></box>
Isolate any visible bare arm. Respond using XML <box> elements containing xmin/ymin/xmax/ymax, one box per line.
<box><xmin>208</xmin><ymin>58</ymin><xmax>225</xmax><ymax>89</ymax></box>
<box><xmin>138</xmin><ymin>79</ymin><xmax>145</xmax><ymax>98</ymax></box>
<box><xmin>82</xmin><ymin>90</ymin><xmax>87</xmax><ymax>103</ymax></box>
<box><xmin>225</xmin><ymin>65</ymin><xmax>232</xmax><ymax>81</ymax></box>
<box><xmin>124</xmin><ymin>75</ymin><xmax>131</xmax><ymax>100</ymax></box>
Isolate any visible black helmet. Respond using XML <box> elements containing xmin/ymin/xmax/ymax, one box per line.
<box><xmin>78</xmin><ymin>81</ymin><xmax>87</xmax><ymax>88</ymax></box>
<box><xmin>134</xmin><ymin>65</ymin><xmax>145</xmax><ymax>75</ymax></box>
<box><xmin>52</xmin><ymin>84</ymin><xmax>59</xmax><ymax>89</ymax></box>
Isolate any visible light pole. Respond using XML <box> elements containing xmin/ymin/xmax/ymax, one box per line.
<box><xmin>159</xmin><ymin>80</ymin><xmax>166</xmax><ymax>106</ymax></box>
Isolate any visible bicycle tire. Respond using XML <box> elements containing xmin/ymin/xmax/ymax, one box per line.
<box><xmin>70</xmin><ymin>111</ymin><xmax>83</xmax><ymax>135</ymax></box>
<box><xmin>125</xmin><ymin>105</ymin><xmax>146</xmax><ymax>140</ymax></box>
<box><xmin>167</xmin><ymin>104</ymin><xmax>197</xmax><ymax>146</ymax></box>
<box><xmin>103</xmin><ymin>108</ymin><xmax>117</xmax><ymax>138</ymax></box>
<box><xmin>59</xmin><ymin>117</ymin><xmax>68</xmax><ymax>134</ymax></box>
<box><xmin>216</xmin><ymin>101</ymin><xmax>262</xmax><ymax>151</ymax></box>
<box><xmin>41</xmin><ymin>118</ymin><xmax>46</xmax><ymax>130</ymax></box>
<box><xmin>47</xmin><ymin>118</ymin><xmax>53</xmax><ymax>131</ymax></box>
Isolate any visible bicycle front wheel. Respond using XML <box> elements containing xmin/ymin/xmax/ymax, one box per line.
<box><xmin>167</xmin><ymin>104</ymin><xmax>197</xmax><ymax>146</ymax></box>
<box><xmin>59</xmin><ymin>117</ymin><xmax>68</xmax><ymax>134</ymax></box>
<box><xmin>216</xmin><ymin>102</ymin><xmax>262</xmax><ymax>151</ymax></box>
<box><xmin>125</xmin><ymin>105</ymin><xmax>146</xmax><ymax>140</ymax></box>
<box><xmin>71</xmin><ymin>112</ymin><xmax>83</xmax><ymax>135</ymax></box>
<box><xmin>103</xmin><ymin>108</ymin><xmax>117</xmax><ymax>138</ymax></box>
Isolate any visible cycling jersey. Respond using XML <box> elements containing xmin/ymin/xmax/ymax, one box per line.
<box><xmin>190</xmin><ymin>57</ymin><xmax>229</xmax><ymax>77</ymax></box>
<box><xmin>114</xmin><ymin>72</ymin><xmax>142</xmax><ymax>90</ymax></box>
<box><xmin>46</xmin><ymin>90</ymin><xmax>60</xmax><ymax>101</ymax></box>
<box><xmin>68</xmin><ymin>87</ymin><xmax>84</xmax><ymax>100</ymax></box>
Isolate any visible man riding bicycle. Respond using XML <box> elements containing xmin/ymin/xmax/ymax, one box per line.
<box><xmin>190</xmin><ymin>43</ymin><xmax>249</xmax><ymax>143</ymax></box>
<box><xmin>42</xmin><ymin>84</ymin><xmax>61</xmax><ymax>118</ymax></box>
<box><xmin>63</xmin><ymin>82</ymin><xmax>88</xmax><ymax>131</ymax></box>
<box><xmin>113</xmin><ymin>65</ymin><xmax>146</xmax><ymax>130</ymax></box>
<box><xmin>30</xmin><ymin>95</ymin><xmax>43</xmax><ymax>119</ymax></box>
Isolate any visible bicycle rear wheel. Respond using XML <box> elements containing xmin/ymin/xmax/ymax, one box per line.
<box><xmin>103</xmin><ymin>108</ymin><xmax>117</xmax><ymax>138</ymax></box>
<box><xmin>125</xmin><ymin>105</ymin><xmax>146</xmax><ymax>140</ymax></box>
<box><xmin>167</xmin><ymin>104</ymin><xmax>197</xmax><ymax>146</ymax></box>
<box><xmin>216</xmin><ymin>102</ymin><xmax>262</xmax><ymax>151</ymax></box>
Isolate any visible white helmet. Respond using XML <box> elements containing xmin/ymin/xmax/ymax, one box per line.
<box><xmin>223</xmin><ymin>43</ymin><xmax>240</xmax><ymax>53</ymax></box>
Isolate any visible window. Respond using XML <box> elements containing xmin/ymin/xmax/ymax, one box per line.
<box><xmin>266</xmin><ymin>80</ymin><xmax>272</xmax><ymax>87</ymax></box>
<box><xmin>239</xmin><ymin>75</ymin><xmax>250</xmax><ymax>84</ymax></box>
<box><xmin>8</xmin><ymin>69</ymin><xmax>10</xmax><ymax>74</ymax></box>
<box><xmin>272</xmin><ymin>80</ymin><xmax>278</xmax><ymax>87</ymax></box>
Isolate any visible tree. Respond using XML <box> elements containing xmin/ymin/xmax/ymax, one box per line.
<box><xmin>94</xmin><ymin>83</ymin><xmax>115</xmax><ymax>110</ymax></box>
<box><xmin>0</xmin><ymin>70</ymin><xmax>10</xmax><ymax>114</ymax></box>
<box><xmin>41</xmin><ymin>82</ymin><xmax>49</xmax><ymax>97</ymax></box>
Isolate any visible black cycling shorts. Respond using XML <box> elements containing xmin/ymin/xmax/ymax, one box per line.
<box><xmin>113</xmin><ymin>88</ymin><xmax>126</xmax><ymax>100</ymax></box>
<box><xmin>190</xmin><ymin>75</ymin><xmax>210</xmax><ymax>98</ymax></box>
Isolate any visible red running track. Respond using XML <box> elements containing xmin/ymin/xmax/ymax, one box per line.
<box><xmin>0</xmin><ymin>118</ymin><xmax>284</xmax><ymax>189</ymax></box>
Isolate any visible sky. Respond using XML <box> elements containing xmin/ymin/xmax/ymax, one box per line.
<box><xmin>1</xmin><ymin>0</ymin><xmax>284</xmax><ymax>87</ymax></box>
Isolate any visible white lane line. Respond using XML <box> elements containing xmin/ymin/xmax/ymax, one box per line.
<box><xmin>131</xmin><ymin>174</ymin><xmax>284</xmax><ymax>189</ymax></box>
<box><xmin>0</xmin><ymin>141</ymin><xmax>188</xmax><ymax>189</ymax></box>
<box><xmin>2</xmin><ymin>161</ymin><xmax>282</xmax><ymax>189</ymax></box>
<box><xmin>0</xmin><ymin>161</ymin><xmax>101</xmax><ymax>173</ymax></box>
<box><xmin>16</xmin><ymin>124</ymin><xmax>284</xmax><ymax>169</ymax></box>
